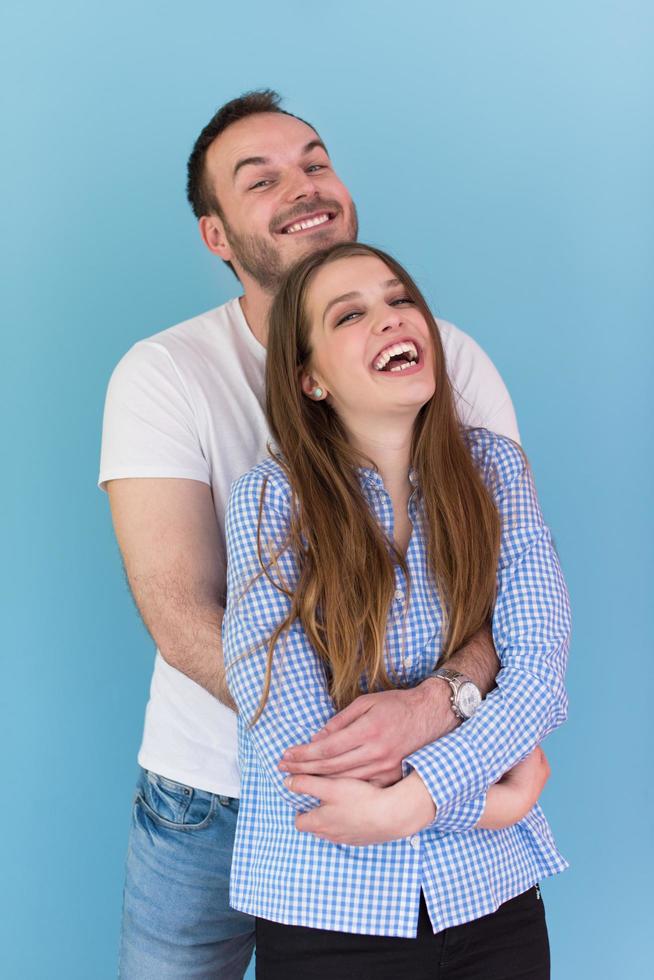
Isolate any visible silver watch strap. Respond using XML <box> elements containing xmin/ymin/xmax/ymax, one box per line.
<box><xmin>434</xmin><ymin>667</ymin><xmax>465</xmax><ymax>688</ymax></box>
<box><xmin>430</xmin><ymin>667</ymin><xmax>480</xmax><ymax>720</ymax></box>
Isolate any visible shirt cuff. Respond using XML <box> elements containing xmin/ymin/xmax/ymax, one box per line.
<box><xmin>403</xmin><ymin>731</ymin><xmax>488</xmax><ymax>832</ymax></box>
<box><xmin>432</xmin><ymin>791</ymin><xmax>486</xmax><ymax>833</ymax></box>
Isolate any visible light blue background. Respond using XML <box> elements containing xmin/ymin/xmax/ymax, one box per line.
<box><xmin>3</xmin><ymin>1</ymin><xmax>652</xmax><ymax>977</ymax></box>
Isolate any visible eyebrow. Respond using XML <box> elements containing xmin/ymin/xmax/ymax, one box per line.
<box><xmin>233</xmin><ymin>155</ymin><xmax>268</xmax><ymax>180</ymax></box>
<box><xmin>303</xmin><ymin>139</ymin><xmax>328</xmax><ymax>156</ymax></box>
<box><xmin>232</xmin><ymin>140</ymin><xmax>329</xmax><ymax>181</ymax></box>
<box><xmin>322</xmin><ymin>279</ymin><xmax>401</xmax><ymax>323</ymax></box>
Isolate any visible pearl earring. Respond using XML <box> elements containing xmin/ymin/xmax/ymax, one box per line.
<box><xmin>312</xmin><ymin>387</ymin><xmax>323</xmax><ymax>399</ymax></box>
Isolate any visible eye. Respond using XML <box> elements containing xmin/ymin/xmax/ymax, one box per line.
<box><xmin>249</xmin><ymin>178</ymin><xmax>274</xmax><ymax>190</ymax></box>
<box><xmin>390</xmin><ymin>296</ymin><xmax>415</xmax><ymax>307</ymax></box>
<box><xmin>306</xmin><ymin>164</ymin><xmax>326</xmax><ymax>173</ymax></box>
<box><xmin>335</xmin><ymin>310</ymin><xmax>362</xmax><ymax>326</ymax></box>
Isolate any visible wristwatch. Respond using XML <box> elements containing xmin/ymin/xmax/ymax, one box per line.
<box><xmin>428</xmin><ymin>667</ymin><xmax>482</xmax><ymax>721</ymax></box>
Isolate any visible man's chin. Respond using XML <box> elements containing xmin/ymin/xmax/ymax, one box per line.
<box><xmin>283</xmin><ymin>224</ymin><xmax>353</xmax><ymax>258</ymax></box>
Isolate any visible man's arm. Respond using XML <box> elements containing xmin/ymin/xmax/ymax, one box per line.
<box><xmin>107</xmin><ymin>477</ymin><xmax>235</xmax><ymax>710</ymax></box>
<box><xmin>278</xmin><ymin>622</ymin><xmax>499</xmax><ymax>786</ymax></box>
<box><xmin>415</xmin><ymin>619</ymin><xmax>499</xmax><ymax>735</ymax></box>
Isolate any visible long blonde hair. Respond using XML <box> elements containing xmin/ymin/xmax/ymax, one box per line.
<box><xmin>250</xmin><ymin>242</ymin><xmax>500</xmax><ymax>722</ymax></box>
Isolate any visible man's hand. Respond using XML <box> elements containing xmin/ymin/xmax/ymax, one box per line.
<box><xmin>285</xmin><ymin>771</ymin><xmax>435</xmax><ymax>846</ymax></box>
<box><xmin>279</xmin><ymin>622</ymin><xmax>500</xmax><ymax>786</ymax></box>
<box><xmin>279</xmin><ymin>684</ymin><xmax>454</xmax><ymax>786</ymax></box>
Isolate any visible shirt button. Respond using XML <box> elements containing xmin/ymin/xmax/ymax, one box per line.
<box><xmin>409</xmin><ymin>835</ymin><xmax>420</xmax><ymax>849</ymax></box>
<box><xmin>394</xmin><ymin>590</ymin><xmax>404</xmax><ymax>602</ymax></box>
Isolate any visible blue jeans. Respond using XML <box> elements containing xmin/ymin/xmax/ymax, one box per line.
<box><xmin>118</xmin><ymin>768</ymin><xmax>255</xmax><ymax>979</ymax></box>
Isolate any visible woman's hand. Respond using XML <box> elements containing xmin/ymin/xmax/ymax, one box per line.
<box><xmin>476</xmin><ymin>747</ymin><xmax>551</xmax><ymax>830</ymax></box>
<box><xmin>285</xmin><ymin>771</ymin><xmax>436</xmax><ymax>846</ymax></box>
<box><xmin>285</xmin><ymin>747</ymin><xmax>550</xmax><ymax>844</ymax></box>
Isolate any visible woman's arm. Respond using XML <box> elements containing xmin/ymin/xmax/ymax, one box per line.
<box><xmin>475</xmin><ymin>746</ymin><xmax>551</xmax><ymax>830</ymax></box>
<box><xmin>400</xmin><ymin>434</ymin><xmax>570</xmax><ymax>827</ymax></box>
<box><xmin>284</xmin><ymin>745</ymin><xmax>550</xmax><ymax>844</ymax></box>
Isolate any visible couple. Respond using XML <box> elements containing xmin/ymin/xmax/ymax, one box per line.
<box><xmin>100</xmin><ymin>90</ymin><xmax>570</xmax><ymax>978</ymax></box>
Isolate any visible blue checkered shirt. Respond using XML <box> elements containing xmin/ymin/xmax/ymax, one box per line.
<box><xmin>223</xmin><ymin>428</ymin><xmax>570</xmax><ymax>937</ymax></box>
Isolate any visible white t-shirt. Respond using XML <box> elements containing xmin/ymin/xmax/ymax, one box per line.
<box><xmin>99</xmin><ymin>297</ymin><xmax>520</xmax><ymax>796</ymax></box>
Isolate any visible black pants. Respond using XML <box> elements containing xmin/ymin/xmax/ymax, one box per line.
<box><xmin>255</xmin><ymin>886</ymin><xmax>550</xmax><ymax>979</ymax></box>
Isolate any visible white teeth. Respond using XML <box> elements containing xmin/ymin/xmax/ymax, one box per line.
<box><xmin>373</xmin><ymin>341</ymin><xmax>418</xmax><ymax>372</ymax></box>
<box><xmin>284</xmin><ymin>213</ymin><xmax>331</xmax><ymax>234</ymax></box>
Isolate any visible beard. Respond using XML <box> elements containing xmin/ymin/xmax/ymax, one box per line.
<box><xmin>222</xmin><ymin>201</ymin><xmax>359</xmax><ymax>293</ymax></box>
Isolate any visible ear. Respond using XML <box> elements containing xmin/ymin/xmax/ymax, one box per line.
<box><xmin>198</xmin><ymin>213</ymin><xmax>233</xmax><ymax>262</ymax></box>
<box><xmin>300</xmin><ymin>370</ymin><xmax>327</xmax><ymax>400</ymax></box>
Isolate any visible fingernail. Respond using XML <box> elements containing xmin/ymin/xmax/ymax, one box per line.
<box><xmin>278</xmin><ymin>763</ymin><xmax>289</xmax><ymax>771</ymax></box>
<box><xmin>284</xmin><ymin>777</ymin><xmax>293</xmax><ymax>789</ymax></box>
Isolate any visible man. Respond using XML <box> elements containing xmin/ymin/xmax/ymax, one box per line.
<box><xmin>100</xmin><ymin>90</ymin><xmax>523</xmax><ymax>978</ymax></box>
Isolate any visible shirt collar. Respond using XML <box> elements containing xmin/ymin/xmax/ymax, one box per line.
<box><xmin>354</xmin><ymin>465</ymin><xmax>419</xmax><ymax>492</ymax></box>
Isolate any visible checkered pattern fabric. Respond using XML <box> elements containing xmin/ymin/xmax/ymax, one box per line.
<box><xmin>222</xmin><ymin>428</ymin><xmax>570</xmax><ymax>937</ymax></box>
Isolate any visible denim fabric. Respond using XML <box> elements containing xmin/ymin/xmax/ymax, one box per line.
<box><xmin>118</xmin><ymin>768</ymin><xmax>254</xmax><ymax>979</ymax></box>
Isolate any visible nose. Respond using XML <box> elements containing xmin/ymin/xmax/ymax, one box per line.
<box><xmin>285</xmin><ymin>166</ymin><xmax>320</xmax><ymax>202</ymax></box>
<box><xmin>372</xmin><ymin>305</ymin><xmax>403</xmax><ymax>335</ymax></box>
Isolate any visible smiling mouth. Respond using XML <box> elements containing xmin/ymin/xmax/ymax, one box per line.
<box><xmin>278</xmin><ymin>211</ymin><xmax>337</xmax><ymax>235</ymax></box>
<box><xmin>371</xmin><ymin>339</ymin><xmax>423</xmax><ymax>373</ymax></box>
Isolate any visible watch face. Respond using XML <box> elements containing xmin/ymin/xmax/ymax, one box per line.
<box><xmin>458</xmin><ymin>682</ymin><xmax>482</xmax><ymax>718</ymax></box>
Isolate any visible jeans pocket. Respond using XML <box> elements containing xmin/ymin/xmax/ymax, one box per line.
<box><xmin>136</xmin><ymin>770</ymin><xmax>217</xmax><ymax>831</ymax></box>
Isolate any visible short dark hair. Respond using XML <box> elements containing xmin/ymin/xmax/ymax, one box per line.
<box><xmin>186</xmin><ymin>89</ymin><xmax>317</xmax><ymax>220</ymax></box>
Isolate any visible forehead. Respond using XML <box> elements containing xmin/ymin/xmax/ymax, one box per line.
<box><xmin>205</xmin><ymin>112</ymin><xmax>322</xmax><ymax>186</ymax></box>
<box><xmin>308</xmin><ymin>255</ymin><xmax>396</xmax><ymax>309</ymax></box>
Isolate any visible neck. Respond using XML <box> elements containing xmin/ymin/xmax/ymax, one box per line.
<box><xmin>238</xmin><ymin>275</ymin><xmax>275</xmax><ymax>348</ymax></box>
<box><xmin>346</xmin><ymin>414</ymin><xmax>416</xmax><ymax>495</ymax></box>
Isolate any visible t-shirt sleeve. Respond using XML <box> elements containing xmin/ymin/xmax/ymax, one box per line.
<box><xmin>98</xmin><ymin>340</ymin><xmax>210</xmax><ymax>491</ymax></box>
<box><xmin>442</xmin><ymin>322</ymin><xmax>521</xmax><ymax>445</ymax></box>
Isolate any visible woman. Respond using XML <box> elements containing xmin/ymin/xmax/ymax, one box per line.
<box><xmin>222</xmin><ymin>242</ymin><xmax>570</xmax><ymax>978</ymax></box>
